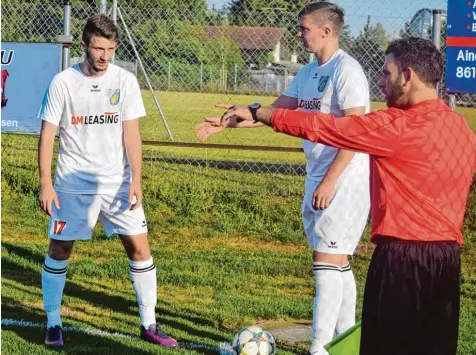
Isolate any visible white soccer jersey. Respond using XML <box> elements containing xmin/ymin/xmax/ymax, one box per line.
<box><xmin>38</xmin><ymin>63</ymin><xmax>146</xmax><ymax>194</ymax></box>
<box><xmin>283</xmin><ymin>49</ymin><xmax>370</xmax><ymax>179</ymax></box>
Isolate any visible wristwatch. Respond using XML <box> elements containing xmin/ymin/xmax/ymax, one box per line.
<box><xmin>248</xmin><ymin>103</ymin><xmax>261</xmax><ymax>122</ymax></box>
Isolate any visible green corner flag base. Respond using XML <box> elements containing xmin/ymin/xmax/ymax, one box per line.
<box><xmin>324</xmin><ymin>321</ymin><xmax>361</xmax><ymax>355</ymax></box>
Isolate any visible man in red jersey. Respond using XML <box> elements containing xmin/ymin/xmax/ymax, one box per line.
<box><xmin>213</xmin><ymin>37</ymin><xmax>476</xmax><ymax>355</ymax></box>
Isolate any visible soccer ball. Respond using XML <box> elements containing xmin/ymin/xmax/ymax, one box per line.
<box><xmin>232</xmin><ymin>325</ymin><xmax>276</xmax><ymax>355</ymax></box>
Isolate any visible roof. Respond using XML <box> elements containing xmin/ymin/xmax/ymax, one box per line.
<box><xmin>204</xmin><ymin>26</ymin><xmax>285</xmax><ymax>50</ymax></box>
<box><xmin>271</xmin><ymin>61</ymin><xmax>303</xmax><ymax>73</ymax></box>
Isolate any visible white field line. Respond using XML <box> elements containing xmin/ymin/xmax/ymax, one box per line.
<box><xmin>1</xmin><ymin>318</ymin><xmax>234</xmax><ymax>354</ymax></box>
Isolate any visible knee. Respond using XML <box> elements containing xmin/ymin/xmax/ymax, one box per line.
<box><xmin>128</xmin><ymin>247</ymin><xmax>151</xmax><ymax>261</ymax></box>
<box><xmin>48</xmin><ymin>241</ymin><xmax>73</xmax><ymax>260</ymax></box>
<box><xmin>122</xmin><ymin>234</ymin><xmax>150</xmax><ymax>261</ymax></box>
<box><xmin>313</xmin><ymin>251</ymin><xmax>348</xmax><ymax>266</ymax></box>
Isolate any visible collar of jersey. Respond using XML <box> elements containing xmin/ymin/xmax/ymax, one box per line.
<box><xmin>73</xmin><ymin>63</ymin><xmax>111</xmax><ymax>81</ymax></box>
<box><xmin>314</xmin><ymin>49</ymin><xmax>342</xmax><ymax>67</ymax></box>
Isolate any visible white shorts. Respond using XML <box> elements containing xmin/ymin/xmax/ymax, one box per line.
<box><xmin>48</xmin><ymin>190</ymin><xmax>148</xmax><ymax>241</ymax></box>
<box><xmin>302</xmin><ymin>172</ymin><xmax>370</xmax><ymax>255</ymax></box>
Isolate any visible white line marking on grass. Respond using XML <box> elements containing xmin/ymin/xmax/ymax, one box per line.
<box><xmin>181</xmin><ymin>342</ymin><xmax>234</xmax><ymax>354</ymax></box>
<box><xmin>1</xmin><ymin>318</ymin><xmax>234</xmax><ymax>354</ymax></box>
<box><xmin>1</xmin><ymin>318</ymin><xmax>132</xmax><ymax>338</ymax></box>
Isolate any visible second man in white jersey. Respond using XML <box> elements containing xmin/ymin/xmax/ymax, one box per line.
<box><xmin>196</xmin><ymin>3</ymin><xmax>370</xmax><ymax>354</ymax></box>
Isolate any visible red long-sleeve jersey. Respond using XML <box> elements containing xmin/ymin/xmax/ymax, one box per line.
<box><xmin>271</xmin><ymin>99</ymin><xmax>476</xmax><ymax>245</ymax></box>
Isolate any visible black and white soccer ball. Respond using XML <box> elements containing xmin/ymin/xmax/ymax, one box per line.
<box><xmin>232</xmin><ymin>325</ymin><xmax>276</xmax><ymax>355</ymax></box>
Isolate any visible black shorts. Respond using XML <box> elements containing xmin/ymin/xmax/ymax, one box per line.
<box><xmin>360</xmin><ymin>237</ymin><xmax>461</xmax><ymax>355</ymax></box>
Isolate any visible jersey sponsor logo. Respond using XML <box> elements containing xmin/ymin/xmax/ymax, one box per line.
<box><xmin>91</xmin><ymin>84</ymin><xmax>101</xmax><ymax>93</ymax></box>
<box><xmin>71</xmin><ymin>112</ymin><xmax>119</xmax><ymax>125</ymax></box>
<box><xmin>107</xmin><ymin>89</ymin><xmax>120</xmax><ymax>105</ymax></box>
<box><xmin>298</xmin><ymin>98</ymin><xmax>321</xmax><ymax>110</ymax></box>
<box><xmin>312</xmin><ymin>72</ymin><xmax>319</xmax><ymax>79</ymax></box>
<box><xmin>318</xmin><ymin>75</ymin><xmax>330</xmax><ymax>92</ymax></box>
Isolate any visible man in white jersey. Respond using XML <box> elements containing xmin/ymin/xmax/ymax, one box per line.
<box><xmin>196</xmin><ymin>3</ymin><xmax>370</xmax><ymax>354</ymax></box>
<box><xmin>38</xmin><ymin>14</ymin><xmax>178</xmax><ymax>348</ymax></box>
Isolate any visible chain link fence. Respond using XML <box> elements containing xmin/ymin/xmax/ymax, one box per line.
<box><xmin>1</xmin><ymin>0</ymin><xmax>475</xmax><ymax>177</ymax></box>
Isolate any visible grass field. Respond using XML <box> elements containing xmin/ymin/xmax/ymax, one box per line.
<box><xmin>2</xmin><ymin>91</ymin><xmax>476</xmax><ymax>354</ymax></box>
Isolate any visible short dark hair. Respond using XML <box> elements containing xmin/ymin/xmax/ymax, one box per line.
<box><xmin>82</xmin><ymin>14</ymin><xmax>119</xmax><ymax>46</ymax></box>
<box><xmin>385</xmin><ymin>37</ymin><xmax>444</xmax><ymax>87</ymax></box>
<box><xmin>298</xmin><ymin>1</ymin><xmax>345</xmax><ymax>35</ymax></box>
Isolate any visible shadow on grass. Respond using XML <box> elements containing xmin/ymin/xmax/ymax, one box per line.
<box><xmin>1</xmin><ymin>299</ymin><xmax>159</xmax><ymax>355</ymax></box>
<box><xmin>1</xmin><ymin>242</ymin><xmax>230</xmax><ymax>346</ymax></box>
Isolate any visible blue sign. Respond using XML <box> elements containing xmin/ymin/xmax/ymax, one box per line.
<box><xmin>1</xmin><ymin>42</ymin><xmax>62</xmax><ymax>132</ymax></box>
<box><xmin>445</xmin><ymin>1</ymin><xmax>476</xmax><ymax>94</ymax></box>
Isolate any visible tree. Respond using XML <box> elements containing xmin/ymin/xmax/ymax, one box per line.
<box><xmin>125</xmin><ymin>17</ymin><xmax>243</xmax><ymax>90</ymax></box>
<box><xmin>339</xmin><ymin>24</ymin><xmax>353</xmax><ymax>53</ymax></box>
<box><xmin>205</xmin><ymin>8</ymin><xmax>229</xmax><ymax>26</ymax></box>
<box><xmin>227</xmin><ymin>0</ymin><xmax>308</xmax><ymax>27</ymax></box>
<box><xmin>348</xmin><ymin>16</ymin><xmax>391</xmax><ymax>100</ymax></box>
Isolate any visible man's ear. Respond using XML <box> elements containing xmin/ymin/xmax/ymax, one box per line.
<box><xmin>321</xmin><ymin>24</ymin><xmax>332</xmax><ymax>38</ymax></box>
<box><xmin>80</xmin><ymin>41</ymin><xmax>86</xmax><ymax>52</ymax></box>
<box><xmin>401</xmin><ymin>67</ymin><xmax>414</xmax><ymax>87</ymax></box>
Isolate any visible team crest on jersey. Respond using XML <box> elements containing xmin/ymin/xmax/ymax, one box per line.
<box><xmin>107</xmin><ymin>89</ymin><xmax>120</xmax><ymax>105</ymax></box>
<box><xmin>318</xmin><ymin>76</ymin><xmax>330</xmax><ymax>92</ymax></box>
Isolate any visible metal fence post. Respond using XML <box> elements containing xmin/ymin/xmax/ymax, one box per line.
<box><xmin>111</xmin><ymin>0</ymin><xmax>117</xmax><ymax>64</ymax></box>
<box><xmin>234</xmin><ymin>64</ymin><xmax>237</xmax><ymax>93</ymax></box>
<box><xmin>200</xmin><ymin>62</ymin><xmax>203</xmax><ymax>92</ymax></box>
<box><xmin>112</xmin><ymin>0</ymin><xmax>117</xmax><ymax>24</ymax></box>
<box><xmin>62</xmin><ymin>1</ymin><xmax>71</xmax><ymax>71</ymax></box>
<box><xmin>117</xmin><ymin>6</ymin><xmax>174</xmax><ymax>140</ymax></box>
<box><xmin>265</xmin><ymin>70</ymin><xmax>268</xmax><ymax>93</ymax></box>
<box><xmin>433</xmin><ymin>9</ymin><xmax>455</xmax><ymax>109</ymax></box>
<box><xmin>222</xmin><ymin>63</ymin><xmax>225</xmax><ymax>91</ymax></box>
<box><xmin>432</xmin><ymin>10</ymin><xmax>442</xmax><ymax>95</ymax></box>
<box><xmin>168</xmin><ymin>62</ymin><xmax>171</xmax><ymax>91</ymax></box>
<box><xmin>99</xmin><ymin>0</ymin><xmax>107</xmax><ymax>14</ymax></box>
<box><xmin>284</xmin><ymin>68</ymin><xmax>288</xmax><ymax>90</ymax></box>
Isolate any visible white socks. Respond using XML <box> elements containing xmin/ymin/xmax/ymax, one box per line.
<box><xmin>310</xmin><ymin>262</ymin><xmax>342</xmax><ymax>355</ymax></box>
<box><xmin>42</xmin><ymin>255</ymin><xmax>159</xmax><ymax>329</ymax></box>
<box><xmin>129</xmin><ymin>257</ymin><xmax>157</xmax><ymax>328</ymax></box>
<box><xmin>336</xmin><ymin>263</ymin><xmax>356</xmax><ymax>334</ymax></box>
<box><xmin>42</xmin><ymin>255</ymin><xmax>68</xmax><ymax>328</ymax></box>
<box><xmin>309</xmin><ymin>262</ymin><xmax>356</xmax><ymax>355</ymax></box>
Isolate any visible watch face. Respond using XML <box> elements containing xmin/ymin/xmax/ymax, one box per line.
<box><xmin>250</xmin><ymin>103</ymin><xmax>261</xmax><ymax>109</ymax></box>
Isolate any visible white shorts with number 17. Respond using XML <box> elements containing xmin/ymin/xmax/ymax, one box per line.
<box><xmin>48</xmin><ymin>190</ymin><xmax>148</xmax><ymax>241</ymax></box>
<box><xmin>302</xmin><ymin>171</ymin><xmax>370</xmax><ymax>255</ymax></box>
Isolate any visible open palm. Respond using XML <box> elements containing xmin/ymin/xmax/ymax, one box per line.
<box><xmin>195</xmin><ymin>116</ymin><xmax>225</xmax><ymax>141</ymax></box>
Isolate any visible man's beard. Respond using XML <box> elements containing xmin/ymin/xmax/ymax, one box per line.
<box><xmin>86</xmin><ymin>51</ymin><xmax>107</xmax><ymax>72</ymax></box>
<box><xmin>386</xmin><ymin>79</ymin><xmax>405</xmax><ymax>108</ymax></box>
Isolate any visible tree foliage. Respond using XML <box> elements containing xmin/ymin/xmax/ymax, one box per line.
<box><xmin>348</xmin><ymin>16</ymin><xmax>391</xmax><ymax>99</ymax></box>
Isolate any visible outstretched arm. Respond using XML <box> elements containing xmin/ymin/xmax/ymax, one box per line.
<box><xmin>195</xmin><ymin>95</ymin><xmax>298</xmax><ymax>141</ymax></box>
<box><xmin>220</xmin><ymin>105</ymin><xmax>402</xmax><ymax>157</ymax></box>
